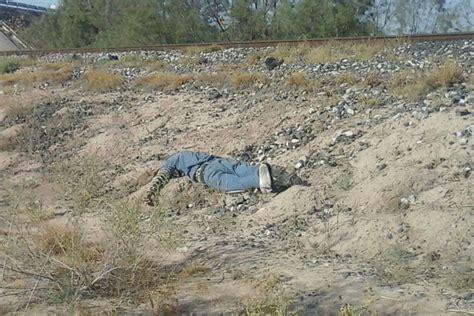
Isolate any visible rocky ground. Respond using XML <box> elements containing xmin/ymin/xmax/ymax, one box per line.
<box><xmin>0</xmin><ymin>39</ymin><xmax>473</xmax><ymax>315</ymax></box>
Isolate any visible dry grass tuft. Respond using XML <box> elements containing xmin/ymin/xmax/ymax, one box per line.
<box><xmin>336</xmin><ymin>73</ymin><xmax>360</xmax><ymax>86</ymax></box>
<box><xmin>272</xmin><ymin>41</ymin><xmax>393</xmax><ymax>64</ymax></box>
<box><xmin>242</xmin><ymin>273</ymin><xmax>296</xmax><ymax>315</ymax></box>
<box><xmin>38</xmin><ymin>224</ymin><xmax>83</xmax><ymax>257</ymax></box>
<box><xmin>312</xmin><ymin>41</ymin><xmax>391</xmax><ymax>63</ymax></box>
<box><xmin>388</xmin><ymin>60</ymin><xmax>464</xmax><ymax>99</ymax></box>
<box><xmin>286</xmin><ymin>72</ymin><xmax>311</xmax><ymax>88</ymax></box>
<box><xmin>272</xmin><ymin>44</ymin><xmax>311</xmax><ymax>63</ymax></box>
<box><xmin>339</xmin><ymin>303</ymin><xmax>375</xmax><ymax>316</ymax></box>
<box><xmin>233</xmin><ymin>72</ymin><xmax>269</xmax><ymax>88</ymax></box>
<box><xmin>136</xmin><ymin>72</ymin><xmax>193</xmax><ymax>92</ymax></box>
<box><xmin>180</xmin><ymin>264</ymin><xmax>211</xmax><ymax>277</ymax></box>
<box><xmin>243</xmin><ymin>295</ymin><xmax>295</xmax><ymax>316</ymax></box>
<box><xmin>3</xmin><ymin>191</ymin><xmax>166</xmax><ymax>308</ymax></box>
<box><xmin>52</xmin><ymin>155</ymin><xmax>107</xmax><ymax>214</ymax></box>
<box><xmin>387</xmin><ymin>70</ymin><xmax>413</xmax><ymax>97</ymax></box>
<box><xmin>305</xmin><ymin>44</ymin><xmax>336</xmax><ymax>64</ymax></box>
<box><xmin>0</xmin><ymin>63</ymin><xmax>73</xmax><ymax>86</ymax></box>
<box><xmin>364</xmin><ymin>71</ymin><xmax>381</xmax><ymax>87</ymax></box>
<box><xmin>423</xmin><ymin>60</ymin><xmax>464</xmax><ymax>89</ymax></box>
<box><xmin>196</xmin><ymin>72</ymin><xmax>228</xmax><ymax>87</ymax></box>
<box><xmin>246</xmin><ymin>51</ymin><xmax>264</xmax><ymax>65</ymax></box>
<box><xmin>3</xmin><ymin>103</ymin><xmax>33</xmax><ymax>125</ymax></box>
<box><xmin>110</xmin><ymin>55</ymin><xmax>167</xmax><ymax>70</ymax></box>
<box><xmin>2</xmin><ymin>73</ymin><xmax>38</xmax><ymax>86</ymax></box>
<box><xmin>83</xmin><ymin>69</ymin><xmax>124</xmax><ymax>91</ymax></box>
<box><xmin>358</xmin><ymin>95</ymin><xmax>383</xmax><ymax>108</ymax></box>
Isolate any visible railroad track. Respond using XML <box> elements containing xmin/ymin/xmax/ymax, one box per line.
<box><xmin>1</xmin><ymin>32</ymin><xmax>473</xmax><ymax>56</ymax></box>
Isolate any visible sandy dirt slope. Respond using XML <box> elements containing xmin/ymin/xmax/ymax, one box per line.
<box><xmin>0</xmin><ymin>42</ymin><xmax>472</xmax><ymax>315</ymax></box>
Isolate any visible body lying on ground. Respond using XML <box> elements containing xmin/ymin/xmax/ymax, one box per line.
<box><xmin>144</xmin><ymin>151</ymin><xmax>307</xmax><ymax>206</ymax></box>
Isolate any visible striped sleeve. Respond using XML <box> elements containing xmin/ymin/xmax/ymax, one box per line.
<box><xmin>146</xmin><ymin>169</ymin><xmax>172</xmax><ymax>197</ymax></box>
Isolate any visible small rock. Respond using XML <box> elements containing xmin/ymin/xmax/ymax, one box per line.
<box><xmin>177</xmin><ymin>246</ymin><xmax>189</xmax><ymax>253</ymax></box>
<box><xmin>455</xmin><ymin>108</ymin><xmax>471</xmax><ymax>116</ymax></box>
<box><xmin>400</xmin><ymin>198</ymin><xmax>410</xmax><ymax>209</ymax></box>
<box><xmin>458</xmin><ymin>138</ymin><xmax>468</xmax><ymax>145</ymax></box>
<box><xmin>207</xmin><ymin>88</ymin><xmax>222</xmax><ymax>100</ymax></box>
<box><xmin>462</xmin><ymin>167</ymin><xmax>471</xmax><ymax>178</ymax></box>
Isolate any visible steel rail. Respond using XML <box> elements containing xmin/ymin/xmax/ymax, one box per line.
<box><xmin>1</xmin><ymin>32</ymin><xmax>473</xmax><ymax>57</ymax></box>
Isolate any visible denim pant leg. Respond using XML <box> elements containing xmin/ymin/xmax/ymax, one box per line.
<box><xmin>203</xmin><ymin>158</ymin><xmax>259</xmax><ymax>192</ymax></box>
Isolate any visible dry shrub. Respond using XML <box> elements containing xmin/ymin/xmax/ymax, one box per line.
<box><xmin>246</xmin><ymin>51</ymin><xmax>264</xmax><ymax>65</ymax></box>
<box><xmin>147</xmin><ymin>284</ymin><xmax>180</xmax><ymax>314</ymax></box>
<box><xmin>52</xmin><ymin>155</ymin><xmax>107</xmax><ymax>214</ymax></box>
<box><xmin>4</xmin><ymin>102</ymin><xmax>33</xmax><ymax>122</ymax></box>
<box><xmin>243</xmin><ymin>294</ymin><xmax>294</xmax><ymax>316</ymax></box>
<box><xmin>336</xmin><ymin>72</ymin><xmax>360</xmax><ymax>85</ymax></box>
<box><xmin>364</xmin><ymin>71</ymin><xmax>381</xmax><ymax>87</ymax></box>
<box><xmin>305</xmin><ymin>45</ymin><xmax>336</xmax><ymax>63</ymax></box>
<box><xmin>111</xmin><ymin>55</ymin><xmax>167</xmax><ymax>70</ymax></box>
<box><xmin>0</xmin><ymin>72</ymin><xmax>36</xmax><ymax>86</ymax></box>
<box><xmin>272</xmin><ymin>43</ymin><xmax>311</xmax><ymax>63</ymax></box>
<box><xmin>339</xmin><ymin>303</ymin><xmax>375</xmax><ymax>316</ymax></box>
<box><xmin>358</xmin><ymin>95</ymin><xmax>383</xmax><ymax>108</ymax></box>
<box><xmin>305</xmin><ymin>41</ymin><xmax>392</xmax><ymax>64</ymax></box>
<box><xmin>387</xmin><ymin>70</ymin><xmax>419</xmax><ymax>99</ymax></box>
<box><xmin>423</xmin><ymin>60</ymin><xmax>464</xmax><ymax>89</ymax></box>
<box><xmin>180</xmin><ymin>264</ymin><xmax>210</xmax><ymax>277</ymax></box>
<box><xmin>388</xmin><ymin>60</ymin><xmax>464</xmax><ymax>99</ymax></box>
<box><xmin>233</xmin><ymin>72</ymin><xmax>269</xmax><ymax>88</ymax></box>
<box><xmin>184</xmin><ymin>44</ymin><xmax>223</xmax><ymax>55</ymax></box>
<box><xmin>136</xmin><ymin>72</ymin><xmax>193</xmax><ymax>91</ymax></box>
<box><xmin>286</xmin><ymin>73</ymin><xmax>310</xmax><ymax>88</ymax></box>
<box><xmin>242</xmin><ymin>273</ymin><xmax>296</xmax><ymax>315</ymax></box>
<box><xmin>3</xmin><ymin>195</ymin><xmax>166</xmax><ymax>308</ymax></box>
<box><xmin>0</xmin><ymin>63</ymin><xmax>73</xmax><ymax>86</ymax></box>
<box><xmin>38</xmin><ymin>224</ymin><xmax>77</xmax><ymax>255</ymax></box>
<box><xmin>196</xmin><ymin>72</ymin><xmax>228</xmax><ymax>87</ymax></box>
<box><xmin>38</xmin><ymin>224</ymin><xmax>104</xmax><ymax>266</ymax></box>
<box><xmin>83</xmin><ymin>69</ymin><xmax>124</xmax><ymax>91</ymax></box>
<box><xmin>42</xmin><ymin>62</ymin><xmax>69</xmax><ymax>71</ymax></box>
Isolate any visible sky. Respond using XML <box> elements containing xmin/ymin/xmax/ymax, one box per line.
<box><xmin>13</xmin><ymin>0</ymin><xmax>58</xmax><ymax>8</ymax></box>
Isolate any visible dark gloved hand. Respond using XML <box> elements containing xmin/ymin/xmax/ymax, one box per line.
<box><xmin>144</xmin><ymin>194</ymin><xmax>155</xmax><ymax>206</ymax></box>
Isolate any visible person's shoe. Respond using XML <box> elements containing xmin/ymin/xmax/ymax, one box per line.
<box><xmin>269</xmin><ymin>165</ymin><xmax>309</xmax><ymax>192</ymax></box>
<box><xmin>259</xmin><ymin>164</ymin><xmax>272</xmax><ymax>193</ymax></box>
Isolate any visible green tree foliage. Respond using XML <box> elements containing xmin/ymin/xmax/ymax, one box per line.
<box><xmin>229</xmin><ymin>0</ymin><xmax>269</xmax><ymax>40</ymax></box>
<box><xmin>23</xmin><ymin>0</ymin><xmax>376</xmax><ymax>49</ymax></box>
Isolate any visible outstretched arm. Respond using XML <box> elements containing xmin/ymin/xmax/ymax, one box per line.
<box><xmin>144</xmin><ymin>153</ymin><xmax>181</xmax><ymax>206</ymax></box>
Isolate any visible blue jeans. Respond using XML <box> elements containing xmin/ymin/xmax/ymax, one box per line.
<box><xmin>202</xmin><ymin>158</ymin><xmax>259</xmax><ymax>193</ymax></box>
